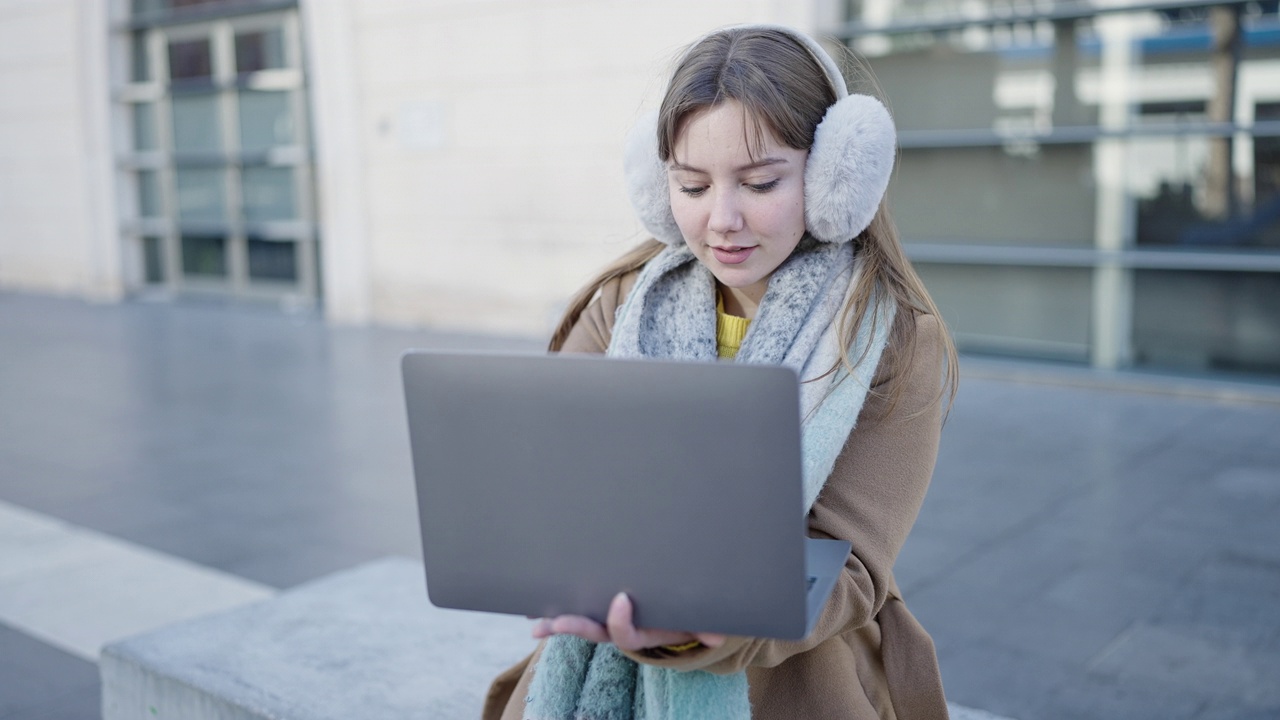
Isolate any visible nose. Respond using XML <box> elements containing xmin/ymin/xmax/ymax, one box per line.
<box><xmin>707</xmin><ymin>188</ymin><xmax>744</xmax><ymax>236</ymax></box>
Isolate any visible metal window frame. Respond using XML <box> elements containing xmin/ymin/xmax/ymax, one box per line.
<box><xmin>114</xmin><ymin>4</ymin><xmax>316</xmax><ymax>306</ymax></box>
<box><xmin>120</xmin><ymin>0</ymin><xmax>298</xmax><ymax>31</ymax></box>
<box><xmin>904</xmin><ymin>243</ymin><xmax>1280</xmax><ymax>272</ymax></box>
<box><xmin>834</xmin><ymin>0</ymin><xmax>1262</xmax><ymax>39</ymax></box>
<box><xmin>899</xmin><ymin>120</ymin><xmax>1280</xmax><ymax>149</ymax></box>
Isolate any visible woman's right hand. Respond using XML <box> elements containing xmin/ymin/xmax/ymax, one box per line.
<box><xmin>532</xmin><ymin>592</ymin><xmax>726</xmax><ymax>652</ymax></box>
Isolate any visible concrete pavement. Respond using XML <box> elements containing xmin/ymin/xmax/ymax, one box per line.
<box><xmin>1</xmin><ymin>290</ymin><xmax>1277</xmax><ymax>719</ymax></box>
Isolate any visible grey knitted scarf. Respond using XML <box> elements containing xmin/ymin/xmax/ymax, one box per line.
<box><xmin>525</xmin><ymin>238</ymin><xmax>896</xmax><ymax>720</ymax></box>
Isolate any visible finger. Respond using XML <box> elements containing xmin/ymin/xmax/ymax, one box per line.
<box><xmin>548</xmin><ymin>614</ymin><xmax>611</xmax><ymax>644</ymax></box>
<box><xmin>694</xmin><ymin>632</ymin><xmax>727</xmax><ymax>649</ymax></box>
<box><xmin>606</xmin><ymin>593</ymin><xmax>695</xmax><ymax>650</ymax></box>
<box><xmin>605</xmin><ymin>592</ymin><xmax>646</xmax><ymax>650</ymax></box>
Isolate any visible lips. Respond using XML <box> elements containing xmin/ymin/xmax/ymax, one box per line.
<box><xmin>711</xmin><ymin>245</ymin><xmax>756</xmax><ymax>265</ymax></box>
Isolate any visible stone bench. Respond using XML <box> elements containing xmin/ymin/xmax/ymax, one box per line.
<box><xmin>101</xmin><ymin>555</ymin><xmax>1000</xmax><ymax>720</ymax></box>
<box><xmin>100</xmin><ymin>557</ymin><xmax>536</xmax><ymax>719</ymax></box>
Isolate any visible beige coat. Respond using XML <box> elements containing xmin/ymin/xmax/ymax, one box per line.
<box><xmin>484</xmin><ymin>273</ymin><xmax>949</xmax><ymax>720</ymax></box>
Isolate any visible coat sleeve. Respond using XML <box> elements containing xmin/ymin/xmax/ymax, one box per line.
<box><xmin>622</xmin><ymin>313</ymin><xmax>946</xmax><ymax>674</ymax></box>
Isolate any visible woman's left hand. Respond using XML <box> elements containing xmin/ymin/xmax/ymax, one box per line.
<box><xmin>531</xmin><ymin>592</ymin><xmax>727</xmax><ymax>652</ymax></box>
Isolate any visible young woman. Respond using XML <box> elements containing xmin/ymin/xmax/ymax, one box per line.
<box><xmin>484</xmin><ymin>24</ymin><xmax>958</xmax><ymax>720</ymax></box>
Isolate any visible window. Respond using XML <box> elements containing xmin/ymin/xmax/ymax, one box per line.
<box><xmin>117</xmin><ymin>4</ymin><xmax>315</xmax><ymax>303</ymax></box>
<box><xmin>843</xmin><ymin>1</ymin><xmax>1280</xmax><ymax>380</ymax></box>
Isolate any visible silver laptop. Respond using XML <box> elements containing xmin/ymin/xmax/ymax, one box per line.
<box><xmin>401</xmin><ymin>351</ymin><xmax>849</xmax><ymax>640</ymax></box>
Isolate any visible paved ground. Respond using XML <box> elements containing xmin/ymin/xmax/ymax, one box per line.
<box><xmin>1</xmin><ymin>290</ymin><xmax>1278</xmax><ymax>720</ymax></box>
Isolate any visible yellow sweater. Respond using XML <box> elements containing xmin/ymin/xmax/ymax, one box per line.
<box><xmin>716</xmin><ymin>296</ymin><xmax>751</xmax><ymax>359</ymax></box>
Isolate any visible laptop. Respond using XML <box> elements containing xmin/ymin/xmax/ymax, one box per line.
<box><xmin>401</xmin><ymin>350</ymin><xmax>850</xmax><ymax>640</ymax></box>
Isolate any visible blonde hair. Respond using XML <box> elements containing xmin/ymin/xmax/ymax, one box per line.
<box><xmin>551</xmin><ymin>28</ymin><xmax>957</xmax><ymax>416</ymax></box>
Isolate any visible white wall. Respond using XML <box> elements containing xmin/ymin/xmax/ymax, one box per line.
<box><xmin>0</xmin><ymin>0</ymin><xmax>119</xmax><ymax>300</ymax></box>
<box><xmin>302</xmin><ymin>0</ymin><xmax>830</xmax><ymax>336</ymax></box>
<box><xmin>0</xmin><ymin>0</ymin><xmax>833</xmax><ymax>332</ymax></box>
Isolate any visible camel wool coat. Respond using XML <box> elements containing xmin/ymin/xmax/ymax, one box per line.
<box><xmin>484</xmin><ymin>272</ymin><xmax>949</xmax><ymax>720</ymax></box>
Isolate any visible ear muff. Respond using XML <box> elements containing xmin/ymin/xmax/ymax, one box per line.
<box><xmin>803</xmin><ymin>94</ymin><xmax>896</xmax><ymax>243</ymax></box>
<box><xmin>623</xmin><ymin>109</ymin><xmax>683</xmax><ymax>247</ymax></box>
<box><xmin>623</xmin><ymin>25</ymin><xmax>897</xmax><ymax>246</ymax></box>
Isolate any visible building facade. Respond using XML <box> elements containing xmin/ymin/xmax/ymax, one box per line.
<box><xmin>1</xmin><ymin>0</ymin><xmax>1276</xmax><ymax>379</ymax></box>
<box><xmin>848</xmin><ymin>0</ymin><xmax>1280</xmax><ymax>377</ymax></box>
<box><xmin>0</xmin><ymin>0</ymin><xmax>830</xmax><ymax>335</ymax></box>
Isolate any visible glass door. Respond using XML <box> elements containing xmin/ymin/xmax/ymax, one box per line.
<box><xmin>119</xmin><ymin>5</ymin><xmax>317</xmax><ymax>307</ymax></box>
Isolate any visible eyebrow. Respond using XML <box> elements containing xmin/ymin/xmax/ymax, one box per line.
<box><xmin>668</xmin><ymin>157</ymin><xmax>790</xmax><ymax>174</ymax></box>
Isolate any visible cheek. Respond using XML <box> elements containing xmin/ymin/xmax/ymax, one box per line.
<box><xmin>668</xmin><ymin>192</ymin><xmax>700</xmax><ymax>232</ymax></box>
<box><xmin>761</xmin><ymin>194</ymin><xmax>806</xmax><ymax>236</ymax></box>
<box><xmin>784</xmin><ymin>192</ymin><xmax>807</xmax><ymax>236</ymax></box>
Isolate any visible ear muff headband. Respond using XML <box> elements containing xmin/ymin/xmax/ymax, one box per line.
<box><xmin>623</xmin><ymin>24</ymin><xmax>897</xmax><ymax>246</ymax></box>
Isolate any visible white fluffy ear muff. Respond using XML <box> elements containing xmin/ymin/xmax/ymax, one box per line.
<box><xmin>623</xmin><ymin>24</ymin><xmax>898</xmax><ymax>246</ymax></box>
<box><xmin>623</xmin><ymin>109</ymin><xmax>684</xmax><ymax>246</ymax></box>
<box><xmin>803</xmin><ymin>94</ymin><xmax>896</xmax><ymax>243</ymax></box>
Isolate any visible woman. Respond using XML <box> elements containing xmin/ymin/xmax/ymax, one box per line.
<box><xmin>484</xmin><ymin>24</ymin><xmax>957</xmax><ymax>720</ymax></box>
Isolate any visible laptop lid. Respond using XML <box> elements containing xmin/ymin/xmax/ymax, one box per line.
<box><xmin>402</xmin><ymin>351</ymin><xmax>821</xmax><ymax>640</ymax></box>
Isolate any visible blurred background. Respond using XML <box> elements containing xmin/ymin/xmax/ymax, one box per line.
<box><xmin>2</xmin><ymin>0</ymin><xmax>1278</xmax><ymax>381</ymax></box>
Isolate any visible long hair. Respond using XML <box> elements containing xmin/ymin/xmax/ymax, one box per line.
<box><xmin>550</xmin><ymin>27</ymin><xmax>957</xmax><ymax>416</ymax></box>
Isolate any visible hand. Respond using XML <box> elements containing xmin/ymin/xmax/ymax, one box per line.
<box><xmin>531</xmin><ymin>592</ymin><xmax>727</xmax><ymax>652</ymax></box>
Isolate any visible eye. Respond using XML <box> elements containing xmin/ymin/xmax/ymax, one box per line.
<box><xmin>747</xmin><ymin>179</ymin><xmax>780</xmax><ymax>193</ymax></box>
<box><xmin>678</xmin><ymin>185</ymin><xmax>707</xmax><ymax>198</ymax></box>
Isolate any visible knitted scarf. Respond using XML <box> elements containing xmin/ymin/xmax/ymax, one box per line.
<box><xmin>525</xmin><ymin>238</ymin><xmax>896</xmax><ymax>720</ymax></box>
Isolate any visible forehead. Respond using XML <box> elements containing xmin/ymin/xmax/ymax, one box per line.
<box><xmin>671</xmin><ymin>100</ymin><xmax>784</xmax><ymax>163</ymax></box>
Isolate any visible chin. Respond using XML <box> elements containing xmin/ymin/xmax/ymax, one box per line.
<box><xmin>713</xmin><ymin>271</ymin><xmax>766</xmax><ymax>290</ymax></box>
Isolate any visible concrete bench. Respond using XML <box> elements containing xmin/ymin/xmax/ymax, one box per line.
<box><xmin>100</xmin><ymin>557</ymin><xmax>536</xmax><ymax>719</ymax></box>
<box><xmin>102</xmin><ymin>555</ymin><xmax>1000</xmax><ymax>720</ymax></box>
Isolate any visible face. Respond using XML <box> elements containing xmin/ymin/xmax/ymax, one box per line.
<box><xmin>668</xmin><ymin>100</ymin><xmax>808</xmax><ymax>308</ymax></box>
